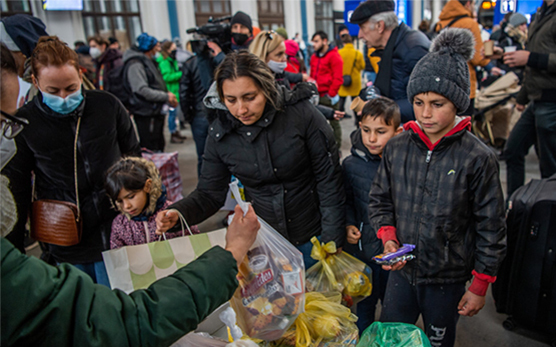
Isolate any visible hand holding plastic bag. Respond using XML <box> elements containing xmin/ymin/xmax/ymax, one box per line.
<box><xmin>356</xmin><ymin>322</ymin><xmax>431</xmax><ymax>347</ymax></box>
<box><xmin>306</xmin><ymin>237</ymin><xmax>372</xmax><ymax>307</ymax></box>
<box><xmin>228</xmin><ymin>182</ymin><xmax>306</xmax><ymax>341</ymax></box>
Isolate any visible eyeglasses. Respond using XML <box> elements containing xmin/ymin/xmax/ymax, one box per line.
<box><xmin>1</xmin><ymin>110</ymin><xmax>29</xmax><ymax>139</ymax></box>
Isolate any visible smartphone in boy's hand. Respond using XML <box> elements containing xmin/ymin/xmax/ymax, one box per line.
<box><xmin>381</xmin><ymin>241</ymin><xmax>407</xmax><ymax>271</ymax></box>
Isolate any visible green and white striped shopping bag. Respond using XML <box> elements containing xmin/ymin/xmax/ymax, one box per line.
<box><xmin>102</xmin><ymin>228</ymin><xmax>226</xmax><ymax>293</ymax></box>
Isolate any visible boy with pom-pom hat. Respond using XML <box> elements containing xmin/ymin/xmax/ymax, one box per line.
<box><xmin>368</xmin><ymin>28</ymin><xmax>507</xmax><ymax>347</ymax></box>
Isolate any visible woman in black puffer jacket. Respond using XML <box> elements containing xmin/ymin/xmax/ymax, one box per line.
<box><xmin>2</xmin><ymin>37</ymin><xmax>140</xmax><ymax>284</ymax></box>
<box><xmin>157</xmin><ymin>51</ymin><xmax>345</xmax><ymax>267</ymax></box>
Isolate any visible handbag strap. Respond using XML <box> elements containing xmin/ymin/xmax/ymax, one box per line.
<box><xmin>349</xmin><ymin>51</ymin><xmax>359</xmax><ymax>76</ymax></box>
<box><xmin>74</xmin><ymin>117</ymin><xmax>82</xmax><ymax>222</ymax></box>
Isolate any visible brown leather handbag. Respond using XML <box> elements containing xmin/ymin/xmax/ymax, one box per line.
<box><xmin>31</xmin><ymin>117</ymin><xmax>83</xmax><ymax>246</ymax></box>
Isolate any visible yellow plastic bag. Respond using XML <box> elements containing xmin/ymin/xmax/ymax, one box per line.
<box><xmin>306</xmin><ymin>237</ymin><xmax>372</xmax><ymax>307</ymax></box>
<box><xmin>270</xmin><ymin>292</ymin><xmax>359</xmax><ymax>347</ymax></box>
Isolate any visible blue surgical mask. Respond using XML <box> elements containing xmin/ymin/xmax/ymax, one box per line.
<box><xmin>267</xmin><ymin>60</ymin><xmax>288</xmax><ymax>74</ymax></box>
<box><xmin>40</xmin><ymin>87</ymin><xmax>84</xmax><ymax>115</ymax></box>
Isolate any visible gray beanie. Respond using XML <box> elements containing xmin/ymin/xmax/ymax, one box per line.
<box><xmin>407</xmin><ymin>28</ymin><xmax>475</xmax><ymax>113</ymax></box>
<box><xmin>509</xmin><ymin>13</ymin><xmax>527</xmax><ymax>27</ymax></box>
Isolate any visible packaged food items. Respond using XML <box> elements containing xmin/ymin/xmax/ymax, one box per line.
<box><xmin>229</xmin><ymin>181</ymin><xmax>305</xmax><ymax>341</ymax></box>
<box><xmin>268</xmin><ymin>292</ymin><xmax>359</xmax><ymax>347</ymax></box>
<box><xmin>305</xmin><ymin>237</ymin><xmax>372</xmax><ymax>307</ymax></box>
<box><xmin>372</xmin><ymin>244</ymin><xmax>416</xmax><ymax>266</ymax></box>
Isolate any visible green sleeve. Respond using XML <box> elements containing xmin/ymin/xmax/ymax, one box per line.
<box><xmin>1</xmin><ymin>238</ymin><xmax>238</xmax><ymax>347</ymax></box>
<box><xmin>158</xmin><ymin>58</ymin><xmax>183</xmax><ymax>83</ymax></box>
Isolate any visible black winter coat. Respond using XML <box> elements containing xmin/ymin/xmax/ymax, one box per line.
<box><xmin>376</xmin><ymin>22</ymin><xmax>430</xmax><ymax>122</ymax></box>
<box><xmin>342</xmin><ymin>129</ymin><xmax>383</xmax><ymax>263</ymax></box>
<box><xmin>179</xmin><ymin>56</ymin><xmax>209</xmax><ymax>122</ymax></box>
<box><xmin>369</xmin><ymin>119</ymin><xmax>506</xmax><ymax>285</ymax></box>
<box><xmin>3</xmin><ymin>90</ymin><xmax>141</xmax><ymax>263</ymax></box>
<box><xmin>170</xmin><ymin>86</ymin><xmax>346</xmax><ymax>247</ymax></box>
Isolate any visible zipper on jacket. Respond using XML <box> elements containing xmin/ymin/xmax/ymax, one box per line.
<box><xmin>413</xmin><ymin>149</ymin><xmax>434</xmax><ymax>285</ymax></box>
<box><xmin>426</xmin><ymin>150</ymin><xmax>432</xmax><ymax>163</ymax></box>
<box><xmin>444</xmin><ymin>240</ymin><xmax>449</xmax><ymax>263</ymax></box>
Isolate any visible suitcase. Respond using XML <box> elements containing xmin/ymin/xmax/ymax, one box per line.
<box><xmin>492</xmin><ymin>174</ymin><xmax>556</xmax><ymax>343</ymax></box>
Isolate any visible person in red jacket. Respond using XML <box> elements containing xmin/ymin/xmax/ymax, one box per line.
<box><xmin>310</xmin><ymin>31</ymin><xmax>344</xmax><ymax>149</ymax></box>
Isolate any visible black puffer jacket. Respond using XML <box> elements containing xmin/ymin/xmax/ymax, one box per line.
<box><xmin>179</xmin><ymin>55</ymin><xmax>209</xmax><ymax>122</ymax></box>
<box><xmin>369</xmin><ymin>118</ymin><xmax>506</xmax><ymax>285</ymax></box>
<box><xmin>3</xmin><ymin>90</ymin><xmax>141</xmax><ymax>262</ymax></box>
<box><xmin>342</xmin><ymin>129</ymin><xmax>383</xmax><ymax>262</ymax></box>
<box><xmin>170</xmin><ymin>84</ymin><xmax>346</xmax><ymax>247</ymax></box>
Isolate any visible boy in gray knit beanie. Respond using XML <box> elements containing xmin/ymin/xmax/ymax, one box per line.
<box><xmin>368</xmin><ymin>28</ymin><xmax>506</xmax><ymax>347</ymax></box>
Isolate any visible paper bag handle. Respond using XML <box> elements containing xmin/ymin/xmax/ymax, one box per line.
<box><xmin>157</xmin><ymin>209</ymin><xmax>193</xmax><ymax>241</ymax></box>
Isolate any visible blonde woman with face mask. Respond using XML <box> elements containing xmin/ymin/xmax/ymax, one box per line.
<box><xmin>250</xmin><ymin>30</ymin><xmax>309</xmax><ymax>88</ymax></box>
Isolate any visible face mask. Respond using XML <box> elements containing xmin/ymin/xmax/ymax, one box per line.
<box><xmin>154</xmin><ymin>52</ymin><xmax>162</xmax><ymax>60</ymax></box>
<box><xmin>170</xmin><ymin>49</ymin><xmax>177</xmax><ymax>60</ymax></box>
<box><xmin>40</xmin><ymin>87</ymin><xmax>84</xmax><ymax>115</ymax></box>
<box><xmin>89</xmin><ymin>47</ymin><xmax>102</xmax><ymax>59</ymax></box>
<box><xmin>267</xmin><ymin>60</ymin><xmax>287</xmax><ymax>74</ymax></box>
<box><xmin>0</xmin><ymin>135</ymin><xmax>16</xmax><ymax>171</ymax></box>
<box><xmin>232</xmin><ymin>33</ymin><xmax>250</xmax><ymax>46</ymax></box>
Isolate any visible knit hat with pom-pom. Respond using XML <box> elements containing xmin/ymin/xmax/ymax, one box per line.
<box><xmin>407</xmin><ymin>28</ymin><xmax>475</xmax><ymax>113</ymax></box>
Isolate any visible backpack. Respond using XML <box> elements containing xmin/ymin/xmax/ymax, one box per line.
<box><xmin>105</xmin><ymin>56</ymin><xmax>164</xmax><ymax>116</ymax></box>
<box><xmin>104</xmin><ymin>56</ymin><xmax>142</xmax><ymax>109</ymax></box>
<box><xmin>430</xmin><ymin>14</ymin><xmax>469</xmax><ymax>40</ymax></box>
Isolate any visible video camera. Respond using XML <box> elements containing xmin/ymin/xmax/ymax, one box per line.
<box><xmin>187</xmin><ymin>15</ymin><xmax>232</xmax><ymax>56</ymax></box>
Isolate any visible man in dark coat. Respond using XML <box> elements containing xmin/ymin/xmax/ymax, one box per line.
<box><xmin>350</xmin><ymin>0</ymin><xmax>430</xmax><ymax>122</ymax></box>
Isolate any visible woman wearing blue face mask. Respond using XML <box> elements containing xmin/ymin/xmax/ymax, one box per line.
<box><xmin>2</xmin><ymin>36</ymin><xmax>141</xmax><ymax>285</ymax></box>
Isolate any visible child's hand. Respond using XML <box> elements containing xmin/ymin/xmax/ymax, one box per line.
<box><xmin>346</xmin><ymin>225</ymin><xmax>361</xmax><ymax>244</ymax></box>
<box><xmin>155</xmin><ymin>210</ymin><xmax>179</xmax><ymax>235</ymax></box>
<box><xmin>381</xmin><ymin>240</ymin><xmax>407</xmax><ymax>271</ymax></box>
<box><xmin>458</xmin><ymin>290</ymin><xmax>486</xmax><ymax>317</ymax></box>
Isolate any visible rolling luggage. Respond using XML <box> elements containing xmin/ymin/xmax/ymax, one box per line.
<box><xmin>492</xmin><ymin>174</ymin><xmax>556</xmax><ymax>345</ymax></box>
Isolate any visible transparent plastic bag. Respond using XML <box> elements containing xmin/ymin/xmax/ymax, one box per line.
<box><xmin>229</xmin><ymin>182</ymin><xmax>306</xmax><ymax>341</ymax></box>
<box><xmin>270</xmin><ymin>292</ymin><xmax>359</xmax><ymax>347</ymax></box>
<box><xmin>306</xmin><ymin>237</ymin><xmax>372</xmax><ymax>307</ymax></box>
<box><xmin>356</xmin><ymin>322</ymin><xmax>431</xmax><ymax>347</ymax></box>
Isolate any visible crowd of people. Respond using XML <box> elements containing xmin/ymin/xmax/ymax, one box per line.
<box><xmin>0</xmin><ymin>0</ymin><xmax>555</xmax><ymax>345</ymax></box>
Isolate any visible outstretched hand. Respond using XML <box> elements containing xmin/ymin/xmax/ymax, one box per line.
<box><xmin>225</xmin><ymin>204</ymin><xmax>260</xmax><ymax>265</ymax></box>
<box><xmin>155</xmin><ymin>209</ymin><xmax>179</xmax><ymax>235</ymax></box>
<box><xmin>381</xmin><ymin>240</ymin><xmax>407</xmax><ymax>271</ymax></box>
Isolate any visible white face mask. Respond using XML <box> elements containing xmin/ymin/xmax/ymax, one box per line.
<box><xmin>0</xmin><ymin>135</ymin><xmax>17</xmax><ymax>171</ymax></box>
<box><xmin>267</xmin><ymin>60</ymin><xmax>287</xmax><ymax>74</ymax></box>
<box><xmin>89</xmin><ymin>47</ymin><xmax>102</xmax><ymax>59</ymax></box>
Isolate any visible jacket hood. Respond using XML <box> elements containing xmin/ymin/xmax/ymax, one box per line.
<box><xmin>349</xmin><ymin>128</ymin><xmax>381</xmax><ymax>162</ymax></box>
<box><xmin>204</xmin><ymin>81</ymin><xmax>317</xmax><ymax>125</ymax></box>
<box><xmin>439</xmin><ymin>0</ymin><xmax>472</xmax><ymax>20</ymax></box>
<box><xmin>403</xmin><ymin>116</ymin><xmax>471</xmax><ymax>150</ymax></box>
<box><xmin>98</xmin><ymin>48</ymin><xmax>123</xmax><ymax>65</ymax></box>
<box><xmin>123</xmin><ymin>47</ymin><xmax>148</xmax><ymax>64</ymax></box>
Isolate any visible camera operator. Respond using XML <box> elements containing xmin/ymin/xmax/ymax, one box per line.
<box><xmin>208</xmin><ymin>11</ymin><xmax>254</xmax><ymax>63</ymax></box>
<box><xmin>180</xmin><ymin>12</ymin><xmax>255</xmax><ymax>176</ymax></box>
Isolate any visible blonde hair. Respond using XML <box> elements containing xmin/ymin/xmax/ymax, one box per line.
<box><xmin>249</xmin><ymin>31</ymin><xmax>284</xmax><ymax>62</ymax></box>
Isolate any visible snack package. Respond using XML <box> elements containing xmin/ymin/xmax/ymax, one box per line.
<box><xmin>228</xmin><ymin>182</ymin><xmax>305</xmax><ymax>341</ymax></box>
<box><xmin>305</xmin><ymin>237</ymin><xmax>372</xmax><ymax>307</ymax></box>
<box><xmin>269</xmin><ymin>292</ymin><xmax>359</xmax><ymax>347</ymax></box>
<box><xmin>372</xmin><ymin>244</ymin><xmax>416</xmax><ymax>266</ymax></box>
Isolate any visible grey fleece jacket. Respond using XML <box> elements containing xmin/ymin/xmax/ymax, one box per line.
<box><xmin>123</xmin><ymin>48</ymin><xmax>168</xmax><ymax>104</ymax></box>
